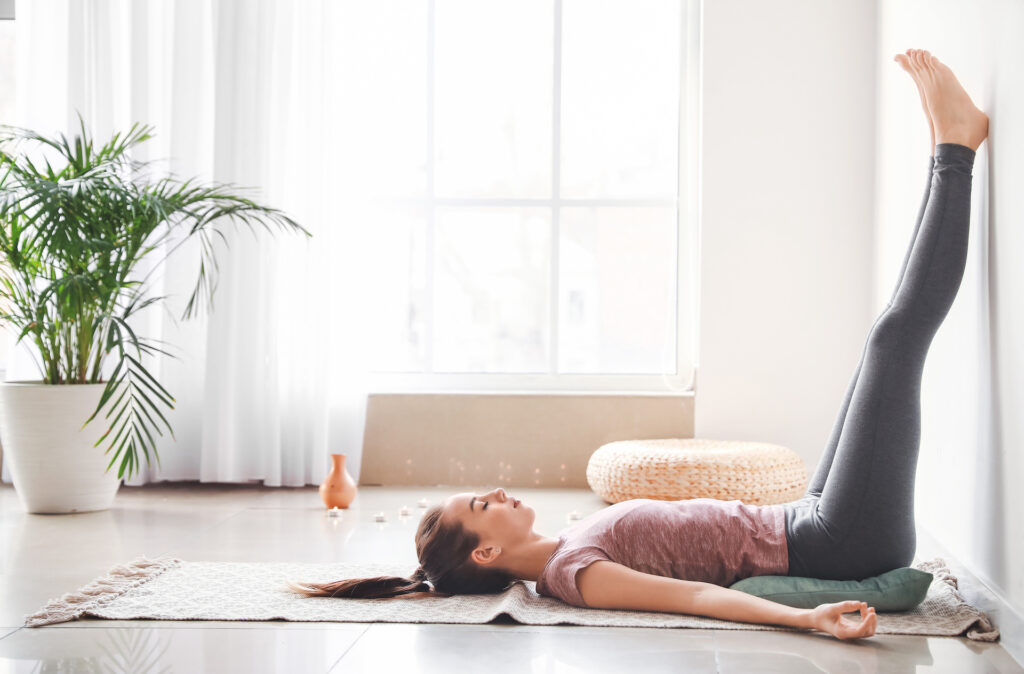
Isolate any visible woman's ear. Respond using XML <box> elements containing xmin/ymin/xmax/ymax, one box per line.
<box><xmin>472</xmin><ymin>545</ymin><xmax>501</xmax><ymax>566</ymax></box>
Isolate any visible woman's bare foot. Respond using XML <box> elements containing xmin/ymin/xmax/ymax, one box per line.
<box><xmin>896</xmin><ymin>49</ymin><xmax>989</xmax><ymax>152</ymax></box>
<box><xmin>894</xmin><ymin>50</ymin><xmax>936</xmax><ymax>154</ymax></box>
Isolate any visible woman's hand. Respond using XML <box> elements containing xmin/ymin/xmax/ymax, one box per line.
<box><xmin>810</xmin><ymin>600</ymin><xmax>877</xmax><ymax>640</ymax></box>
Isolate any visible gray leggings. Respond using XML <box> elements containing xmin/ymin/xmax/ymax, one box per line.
<box><xmin>783</xmin><ymin>142</ymin><xmax>977</xmax><ymax>580</ymax></box>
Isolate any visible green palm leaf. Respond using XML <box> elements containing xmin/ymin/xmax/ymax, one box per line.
<box><xmin>0</xmin><ymin>110</ymin><xmax>312</xmax><ymax>479</ymax></box>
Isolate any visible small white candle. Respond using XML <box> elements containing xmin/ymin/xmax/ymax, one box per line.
<box><xmin>568</xmin><ymin>510</ymin><xmax>581</xmax><ymax>520</ymax></box>
<box><xmin>399</xmin><ymin>506</ymin><xmax>410</xmax><ymax>516</ymax></box>
<box><xmin>417</xmin><ymin>498</ymin><xmax>429</xmax><ymax>508</ymax></box>
<box><xmin>327</xmin><ymin>506</ymin><xmax>340</xmax><ymax>518</ymax></box>
<box><xmin>375</xmin><ymin>511</ymin><xmax>387</xmax><ymax>522</ymax></box>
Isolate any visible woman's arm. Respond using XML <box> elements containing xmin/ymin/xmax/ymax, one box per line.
<box><xmin>576</xmin><ymin>561</ymin><xmax>876</xmax><ymax>640</ymax></box>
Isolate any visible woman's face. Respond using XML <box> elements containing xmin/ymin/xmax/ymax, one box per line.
<box><xmin>441</xmin><ymin>487</ymin><xmax>536</xmax><ymax>566</ymax></box>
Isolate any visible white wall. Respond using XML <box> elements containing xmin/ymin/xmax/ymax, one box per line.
<box><xmin>696</xmin><ymin>2</ymin><xmax>878</xmax><ymax>472</ymax></box>
<box><xmin>697</xmin><ymin>0</ymin><xmax>1023</xmax><ymax>646</ymax></box>
<box><xmin>874</xmin><ymin>0</ymin><xmax>1024</xmax><ymax>638</ymax></box>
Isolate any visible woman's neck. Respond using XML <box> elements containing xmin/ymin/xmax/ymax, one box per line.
<box><xmin>503</xmin><ymin>534</ymin><xmax>561</xmax><ymax>582</ymax></box>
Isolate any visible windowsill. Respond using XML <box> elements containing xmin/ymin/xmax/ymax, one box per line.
<box><xmin>360</xmin><ymin>390</ymin><xmax>695</xmax><ymax>487</ymax></box>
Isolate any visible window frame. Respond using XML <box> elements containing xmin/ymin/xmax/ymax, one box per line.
<box><xmin>360</xmin><ymin>0</ymin><xmax>701</xmax><ymax>394</ymax></box>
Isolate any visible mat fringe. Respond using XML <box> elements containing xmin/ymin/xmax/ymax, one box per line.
<box><xmin>24</xmin><ymin>556</ymin><xmax>183</xmax><ymax>627</ymax></box>
<box><xmin>918</xmin><ymin>557</ymin><xmax>1000</xmax><ymax>642</ymax></box>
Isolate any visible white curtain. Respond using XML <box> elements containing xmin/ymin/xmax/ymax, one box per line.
<box><xmin>1</xmin><ymin>0</ymin><xmax>374</xmax><ymax>486</ymax></box>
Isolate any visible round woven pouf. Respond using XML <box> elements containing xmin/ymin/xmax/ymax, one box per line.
<box><xmin>586</xmin><ymin>438</ymin><xmax>808</xmax><ymax>505</ymax></box>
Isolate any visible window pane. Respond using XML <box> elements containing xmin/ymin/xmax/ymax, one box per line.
<box><xmin>560</xmin><ymin>0</ymin><xmax>681</xmax><ymax>199</ymax></box>
<box><xmin>356</xmin><ymin>206</ymin><xmax>428</xmax><ymax>372</ymax></box>
<box><xmin>327</xmin><ymin>2</ymin><xmax>428</xmax><ymax>199</ymax></box>
<box><xmin>434</xmin><ymin>208</ymin><xmax>550</xmax><ymax>372</ymax></box>
<box><xmin>558</xmin><ymin>207</ymin><xmax>677</xmax><ymax>373</ymax></box>
<box><xmin>434</xmin><ymin>0</ymin><xmax>553</xmax><ymax>198</ymax></box>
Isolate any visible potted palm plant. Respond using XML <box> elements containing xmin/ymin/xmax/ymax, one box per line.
<box><xmin>0</xmin><ymin>113</ymin><xmax>311</xmax><ymax>513</ymax></box>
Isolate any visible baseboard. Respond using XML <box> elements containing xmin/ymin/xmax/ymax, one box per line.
<box><xmin>916</xmin><ymin>524</ymin><xmax>1024</xmax><ymax>667</ymax></box>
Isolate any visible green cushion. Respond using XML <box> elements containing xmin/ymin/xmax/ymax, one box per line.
<box><xmin>727</xmin><ymin>567</ymin><xmax>933</xmax><ymax>611</ymax></box>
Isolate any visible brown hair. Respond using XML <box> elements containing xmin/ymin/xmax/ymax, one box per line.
<box><xmin>286</xmin><ymin>503</ymin><xmax>517</xmax><ymax>599</ymax></box>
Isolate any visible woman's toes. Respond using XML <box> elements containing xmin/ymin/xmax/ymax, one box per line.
<box><xmin>917</xmin><ymin>53</ymin><xmax>936</xmax><ymax>81</ymax></box>
<box><xmin>911</xmin><ymin>49</ymin><xmax>925</xmax><ymax>71</ymax></box>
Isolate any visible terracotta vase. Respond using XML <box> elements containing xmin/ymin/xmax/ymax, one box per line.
<box><xmin>319</xmin><ymin>453</ymin><xmax>357</xmax><ymax>509</ymax></box>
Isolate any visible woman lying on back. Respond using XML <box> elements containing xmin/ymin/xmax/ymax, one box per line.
<box><xmin>289</xmin><ymin>47</ymin><xmax>990</xmax><ymax>643</ymax></box>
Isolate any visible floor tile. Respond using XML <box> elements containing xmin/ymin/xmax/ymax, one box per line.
<box><xmin>713</xmin><ymin>615</ymin><xmax>1023</xmax><ymax>674</ymax></box>
<box><xmin>0</xmin><ymin>625</ymin><xmax>366</xmax><ymax>673</ymax></box>
<box><xmin>716</xmin><ymin>629</ymin><xmax>920</xmax><ymax>673</ymax></box>
<box><xmin>331</xmin><ymin>622</ymin><xmax>718</xmax><ymax>673</ymax></box>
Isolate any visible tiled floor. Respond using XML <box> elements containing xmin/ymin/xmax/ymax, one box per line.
<box><xmin>0</xmin><ymin>482</ymin><xmax>1021</xmax><ymax>673</ymax></box>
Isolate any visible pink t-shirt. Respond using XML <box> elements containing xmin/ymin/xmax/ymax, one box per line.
<box><xmin>534</xmin><ymin>498</ymin><xmax>789</xmax><ymax>607</ymax></box>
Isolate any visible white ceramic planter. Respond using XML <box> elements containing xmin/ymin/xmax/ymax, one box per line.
<box><xmin>0</xmin><ymin>380</ymin><xmax>122</xmax><ymax>514</ymax></box>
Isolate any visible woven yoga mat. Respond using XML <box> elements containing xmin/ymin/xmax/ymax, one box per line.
<box><xmin>25</xmin><ymin>556</ymin><xmax>999</xmax><ymax>641</ymax></box>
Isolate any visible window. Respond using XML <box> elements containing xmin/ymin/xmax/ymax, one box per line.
<box><xmin>333</xmin><ymin>0</ymin><xmax>699</xmax><ymax>393</ymax></box>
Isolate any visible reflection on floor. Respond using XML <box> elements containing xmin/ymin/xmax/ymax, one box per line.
<box><xmin>0</xmin><ymin>482</ymin><xmax>1020</xmax><ymax>673</ymax></box>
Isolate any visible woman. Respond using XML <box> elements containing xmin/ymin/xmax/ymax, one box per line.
<box><xmin>289</xmin><ymin>49</ymin><xmax>989</xmax><ymax>642</ymax></box>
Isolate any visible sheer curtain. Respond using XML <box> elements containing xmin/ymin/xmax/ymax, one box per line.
<box><xmin>1</xmin><ymin>0</ymin><xmax>373</xmax><ymax>486</ymax></box>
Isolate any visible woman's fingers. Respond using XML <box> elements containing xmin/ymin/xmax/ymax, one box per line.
<box><xmin>849</xmin><ymin>607</ymin><xmax>877</xmax><ymax>639</ymax></box>
<box><xmin>864</xmin><ymin>612</ymin><xmax>877</xmax><ymax>637</ymax></box>
<box><xmin>840</xmin><ymin>617</ymin><xmax>866</xmax><ymax>639</ymax></box>
<box><xmin>818</xmin><ymin>601</ymin><xmax>878</xmax><ymax>640</ymax></box>
<box><xmin>835</xmin><ymin>603</ymin><xmax>877</xmax><ymax>639</ymax></box>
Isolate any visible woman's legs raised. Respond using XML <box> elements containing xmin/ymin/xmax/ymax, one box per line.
<box><xmin>803</xmin><ymin>49</ymin><xmax>940</xmax><ymax>499</ymax></box>
<box><xmin>784</xmin><ymin>51</ymin><xmax>988</xmax><ymax>580</ymax></box>
<box><xmin>803</xmin><ymin>154</ymin><xmax>935</xmax><ymax>499</ymax></box>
